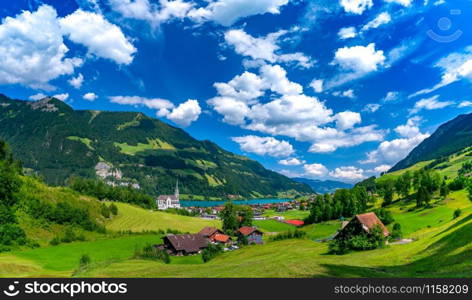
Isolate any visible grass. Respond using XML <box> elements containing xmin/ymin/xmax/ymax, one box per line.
<box><xmin>114</xmin><ymin>138</ymin><xmax>175</xmax><ymax>155</ymax></box>
<box><xmin>67</xmin><ymin>136</ymin><xmax>94</xmax><ymax>150</ymax></box>
<box><xmin>105</xmin><ymin>202</ymin><xmax>220</xmax><ymax>233</ymax></box>
<box><xmin>262</xmin><ymin>209</ymin><xmax>310</xmax><ymax>220</ymax></box>
<box><xmin>14</xmin><ymin>235</ymin><xmax>161</xmax><ymax>272</ymax></box>
<box><xmin>302</xmin><ymin>221</ymin><xmax>341</xmax><ymax>240</ymax></box>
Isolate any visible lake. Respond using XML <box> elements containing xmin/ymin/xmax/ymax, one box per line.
<box><xmin>180</xmin><ymin>198</ymin><xmax>293</xmax><ymax>208</ymax></box>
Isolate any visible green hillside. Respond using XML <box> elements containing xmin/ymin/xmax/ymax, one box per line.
<box><xmin>0</xmin><ymin>94</ymin><xmax>311</xmax><ymax>198</ymax></box>
<box><xmin>391</xmin><ymin>112</ymin><xmax>472</xmax><ymax>171</ymax></box>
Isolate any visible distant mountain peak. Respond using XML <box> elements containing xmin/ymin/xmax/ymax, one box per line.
<box><xmin>391</xmin><ymin>112</ymin><xmax>472</xmax><ymax>172</ymax></box>
<box><xmin>27</xmin><ymin>97</ymin><xmax>72</xmax><ymax>113</ymax></box>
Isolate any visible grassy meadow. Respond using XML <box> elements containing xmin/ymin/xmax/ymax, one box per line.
<box><xmin>105</xmin><ymin>202</ymin><xmax>220</xmax><ymax>233</ymax></box>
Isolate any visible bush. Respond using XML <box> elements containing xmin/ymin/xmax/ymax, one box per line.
<box><xmin>453</xmin><ymin>208</ymin><xmax>462</xmax><ymax>219</ymax></box>
<box><xmin>0</xmin><ymin>224</ymin><xmax>26</xmax><ymax>246</ymax></box>
<box><xmin>202</xmin><ymin>243</ymin><xmax>223</xmax><ymax>263</ymax></box>
<box><xmin>269</xmin><ymin>229</ymin><xmax>307</xmax><ymax>242</ymax></box>
<box><xmin>109</xmin><ymin>203</ymin><xmax>118</xmax><ymax>216</ymax></box>
<box><xmin>61</xmin><ymin>228</ymin><xmax>77</xmax><ymax>243</ymax></box>
<box><xmin>100</xmin><ymin>204</ymin><xmax>110</xmax><ymax>218</ymax></box>
<box><xmin>134</xmin><ymin>244</ymin><xmax>170</xmax><ymax>264</ymax></box>
<box><xmin>50</xmin><ymin>236</ymin><xmax>61</xmax><ymax>246</ymax></box>
<box><xmin>390</xmin><ymin>223</ymin><xmax>403</xmax><ymax>240</ymax></box>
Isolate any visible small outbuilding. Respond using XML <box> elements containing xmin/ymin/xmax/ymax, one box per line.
<box><xmin>237</xmin><ymin>226</ymin><xmax>264</xmax><ymax>245</ymax></box>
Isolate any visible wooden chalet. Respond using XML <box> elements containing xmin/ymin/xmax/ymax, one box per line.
<box><xmin>198</xmin><ymin>226</ymin><xmax>232</xmax><ymax>245</ymax></box>
<box><xmin>237</xmin><ymin>226</ymin><xmax>263</xmax><ymax>244</ymax></box>
<box><xmin>335</xmin><ymin>212</ymin><xmax>390</xmax><ymax>240</ymax></box>
<box><xmin>161</xmin><ymin>234</ymin><xmax>209</xmax><ymax>256</ymax></box>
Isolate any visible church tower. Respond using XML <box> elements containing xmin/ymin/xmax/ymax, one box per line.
<box><xmin>174</xmin><ymin>179</ymin><xmax>179</xmax><ymax>199</ymax></box>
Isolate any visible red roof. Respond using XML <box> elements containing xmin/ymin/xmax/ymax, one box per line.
<box><xmin>355</xmin><ymin>212</ymin><xmax>389</xmax><ymax>237</ymax></box>
<box><xmin>238</xmin><ymin>226</ymin><xmax>262</xmax><ymax>236</ymax></box>
<box><xmin>285</xmin><ymin>220</ymin><xmax>304</xmax><ymax>226</ymax></box>
<box><xmin>213</xmin><ymin>233</ymin><xmax>231</xmax><ymax>243</ymax></box>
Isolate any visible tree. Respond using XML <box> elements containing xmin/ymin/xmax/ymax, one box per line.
<box><xmin>416</xmin><ymin>185</ymin><xmax>431</xmax><ymax>208</ymax></box>
<box><xmin>380</xmin><ymin>180</ymin><xmax>395</xmax><ymax>206</ymax></box>
<box><xmin>440</xmin><ymin>181</ymin><xmax>449</xmax><ymax>198</ymax></box>
<box><xmin>0</xmin><ymin>142</ymin><xmax>21</xmax><ymax>207</ymax></box>
<box><xmin>220</xmin><ymin>201</ymin><xmax>238</xmax><ymax>234</ymax></box>
<box><xmin>236</xmin><ymin>205</ymin><xmax>253</xmax><ymax>227</ymax></box>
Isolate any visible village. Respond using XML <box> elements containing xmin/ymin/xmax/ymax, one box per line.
<box><xmin>154</xmin><ymin>180</ymin><xmax>391</xmax><ymax>257</ymax></box>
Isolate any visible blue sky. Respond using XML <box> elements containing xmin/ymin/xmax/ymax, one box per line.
<box><xmin>0</xmin><ymin>0</ymin><xmax>471</xmax><ymax>183</ymax></box>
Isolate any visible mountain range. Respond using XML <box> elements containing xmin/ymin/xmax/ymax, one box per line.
<box><xmin>391</xmin><ymin>112</ymin><xmax>472</xmax><ymax>172</ymax></box>
<box><xmin>0</xmin><ymin>94</ymin><xmax>311</xmax><ymax>198</ymax></box>
<box><xmin>292</xmin><ymin>178</ymin><xmax>353</xmax><ymax>194</ymax></box>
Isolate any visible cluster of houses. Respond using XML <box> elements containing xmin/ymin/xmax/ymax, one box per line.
<box><xmin>155</xmin><ymin>211</ymin><xmax>390</xmax><ymax>256</ymax></box>
<box><xmin>157</xmin><ymin>226</ymin><xmax>264</xmax><ymax>256</ymax></box>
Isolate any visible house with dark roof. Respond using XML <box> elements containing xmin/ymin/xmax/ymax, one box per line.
<box><xmin>161</xmin><ymin>234</ymin><xmax>209</xmax><ymax>255</ymax></box>
<box><xmin>335</xmin><ymin>212</ymin><xmax>390</xmax><ymax>240</ymax></box>
<box><xmin>237</xmin><ymin>226</ymin><xmax>263</xmax><ymax>245</ymax></box>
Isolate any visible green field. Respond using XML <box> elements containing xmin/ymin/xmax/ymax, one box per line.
<box><xmin>0</xmin><ymin>234</ymin><xmax>161</xmax><ymax>277</ymax></box>
<box><xmin>262</xmin><ymin>209</ymin><xmax>310</xmax><ymax>220</ymax></box>
<box><xmin>105</xmin><ymin>202</ymin><xmax>220</xmax><ymax>233</ymax></box>
<box><xmin>253</xmin><ymin>220</ymin><xmax>295</xmax><ymax>232</ymax></box>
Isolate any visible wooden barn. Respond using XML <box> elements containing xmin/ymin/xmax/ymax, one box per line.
<box><xmin>237</xmin><ymin>226</ymin><xmax>264</xmax><ymax>245</ymax></box>
<box><xmin>335</xmin><ymin>212</ymin><xmax>390</xmax><ymax>240</ymax></box>
<box><xmin>161</xmin><ymin>234</ymin><xmax>209</xmax><ymax>256</ymax></box>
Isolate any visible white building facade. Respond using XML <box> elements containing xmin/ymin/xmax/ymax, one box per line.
<box><xmin>156</xmin><ymin>180</ymin><xmax>181</xmax><ymax>210</ymax></box>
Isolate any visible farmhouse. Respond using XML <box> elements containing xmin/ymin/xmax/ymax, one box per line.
<box><xmin>237</xmin><ymin>226</ymin><xmax>264</xmax><ymax>244</ymax></box>
<box><xmin>161</xmin><ymin>234</ymin><xmax>209</xmax><ymax>256</ymax></box>
<box><xmin>156</xmin><ymin>180</ymin><xmax>181</xmax><ymax>210</ymax></box>
<box><xmin>335</xmin><ymin>212</ymin><xmax>390</xmax><ymax>240</ymax></box>
<box><xmin>199</xmin><ymin>227</ymin><xmax>232</xmax><ymax>245</ymax></box>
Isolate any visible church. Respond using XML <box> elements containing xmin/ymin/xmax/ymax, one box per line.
<box><xmin>156</xmin><ymin>180</ymin><xmax>181</xmax><ymax>210</ymax></box>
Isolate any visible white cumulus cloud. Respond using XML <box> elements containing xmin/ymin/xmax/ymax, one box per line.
<box><xmin>0</xmin><ymin>5</ymin><xmax>82</xmax><ymax>89</ymax></box>
<box><xmin>109</xmin><ymin>96</ymin><xmax>201</xmax><ymax>127</ymax></box>
<box><xmin>83</xmin><ymin>92</ymin><xmax>98</xmax><ymax>101</ymax></box>
<box><xmin>304</xmin><ymin>163</ymin><xmax>329</xmax><ymax>177</ymax></box>
<box><xmin>329</xmin><ymin>166</ymin><xmax>365</xmax><ymax>180</ymax></box>
<box><xmin>224</xmin><ymin>29</ymin><xmax>313</xmax><ymax>69</ymax></box>
<box><xmin>409</xmin><ymin>95</ymin><xmax>454</xmax><ymax>114</ymax></box>
<box><xmin>340</xmin><ymin>0</ymin><xmax>373</xmax><ymax>15</ymax></box>
<box><xmin>279</xmin><ymin>158</ymin><xmax>306</xmax><ymax>166</ymax></box>
<box><xmin>188</xmin><ymin>0</ymin><xmax>289</xmax><ymax>26</ymax></box>
<box><xmin>232</xmin><ymin>135</ymin><xmax>295</xmax><ymax>157</ymax></box>
<box><xmin>68</xmin><ymin>73</ymin><xmax>84</xmax><ymax>89</ymax></box>
<box><xmin>334</xmin><ymin>43</ymin><xmax>385</xmax><ymax>73</ymax></box>
<box><xmin>60</xmin><ymin>9</ymin><xmax>137</xmax><ymax>65</ymax></box>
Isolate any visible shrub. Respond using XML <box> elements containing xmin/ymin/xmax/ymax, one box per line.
<box><xmin>135</xmin><ymin>244</ymin><xmax>170</xmax><ymax>264</ymax></box>
<box><xmin>50</xmin><ymin>236</ymin><xmax>61</xmax><ymax>246</ymax></box>
<box><xmin>269</xmin><ymin>229</ymin><xmax>307</xmax><ymax>242</ymax></box>
<box><xmin>61</xmin><ymin>228</ymin><xmax>77</xmax><ymax>243</ymax></box>
<box><xmin>202</xmin><ymin>243</ymin><xmax>223</xmax><ymax>263</ymax></box>
<box><xmin>109</xmin><ymin>203</ymin><xmax>118</xmax><ymax>216</ymax></box>
<box><xmin>100</xmin><ymin>204</ymin><xmax>110</xmax><ymax>218</ymax></box>
<box><xmin>79</xmin><ymin>254</ymin><xmax>91</xmax><ymax>267</ymax></box>
<box><xmin>453</xmin><ymin>208</ymin><xmax>462</xmax><ymax>219</ymax></box>
<box><xmin>390</xmin><ymin>223</ymin><xmax>403</xmax><ymax>240</ymax></box>
<box><xmin>373</xmin><ymin>209</ymin><xmax>394</xmax><ymax>225</ymax></box>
